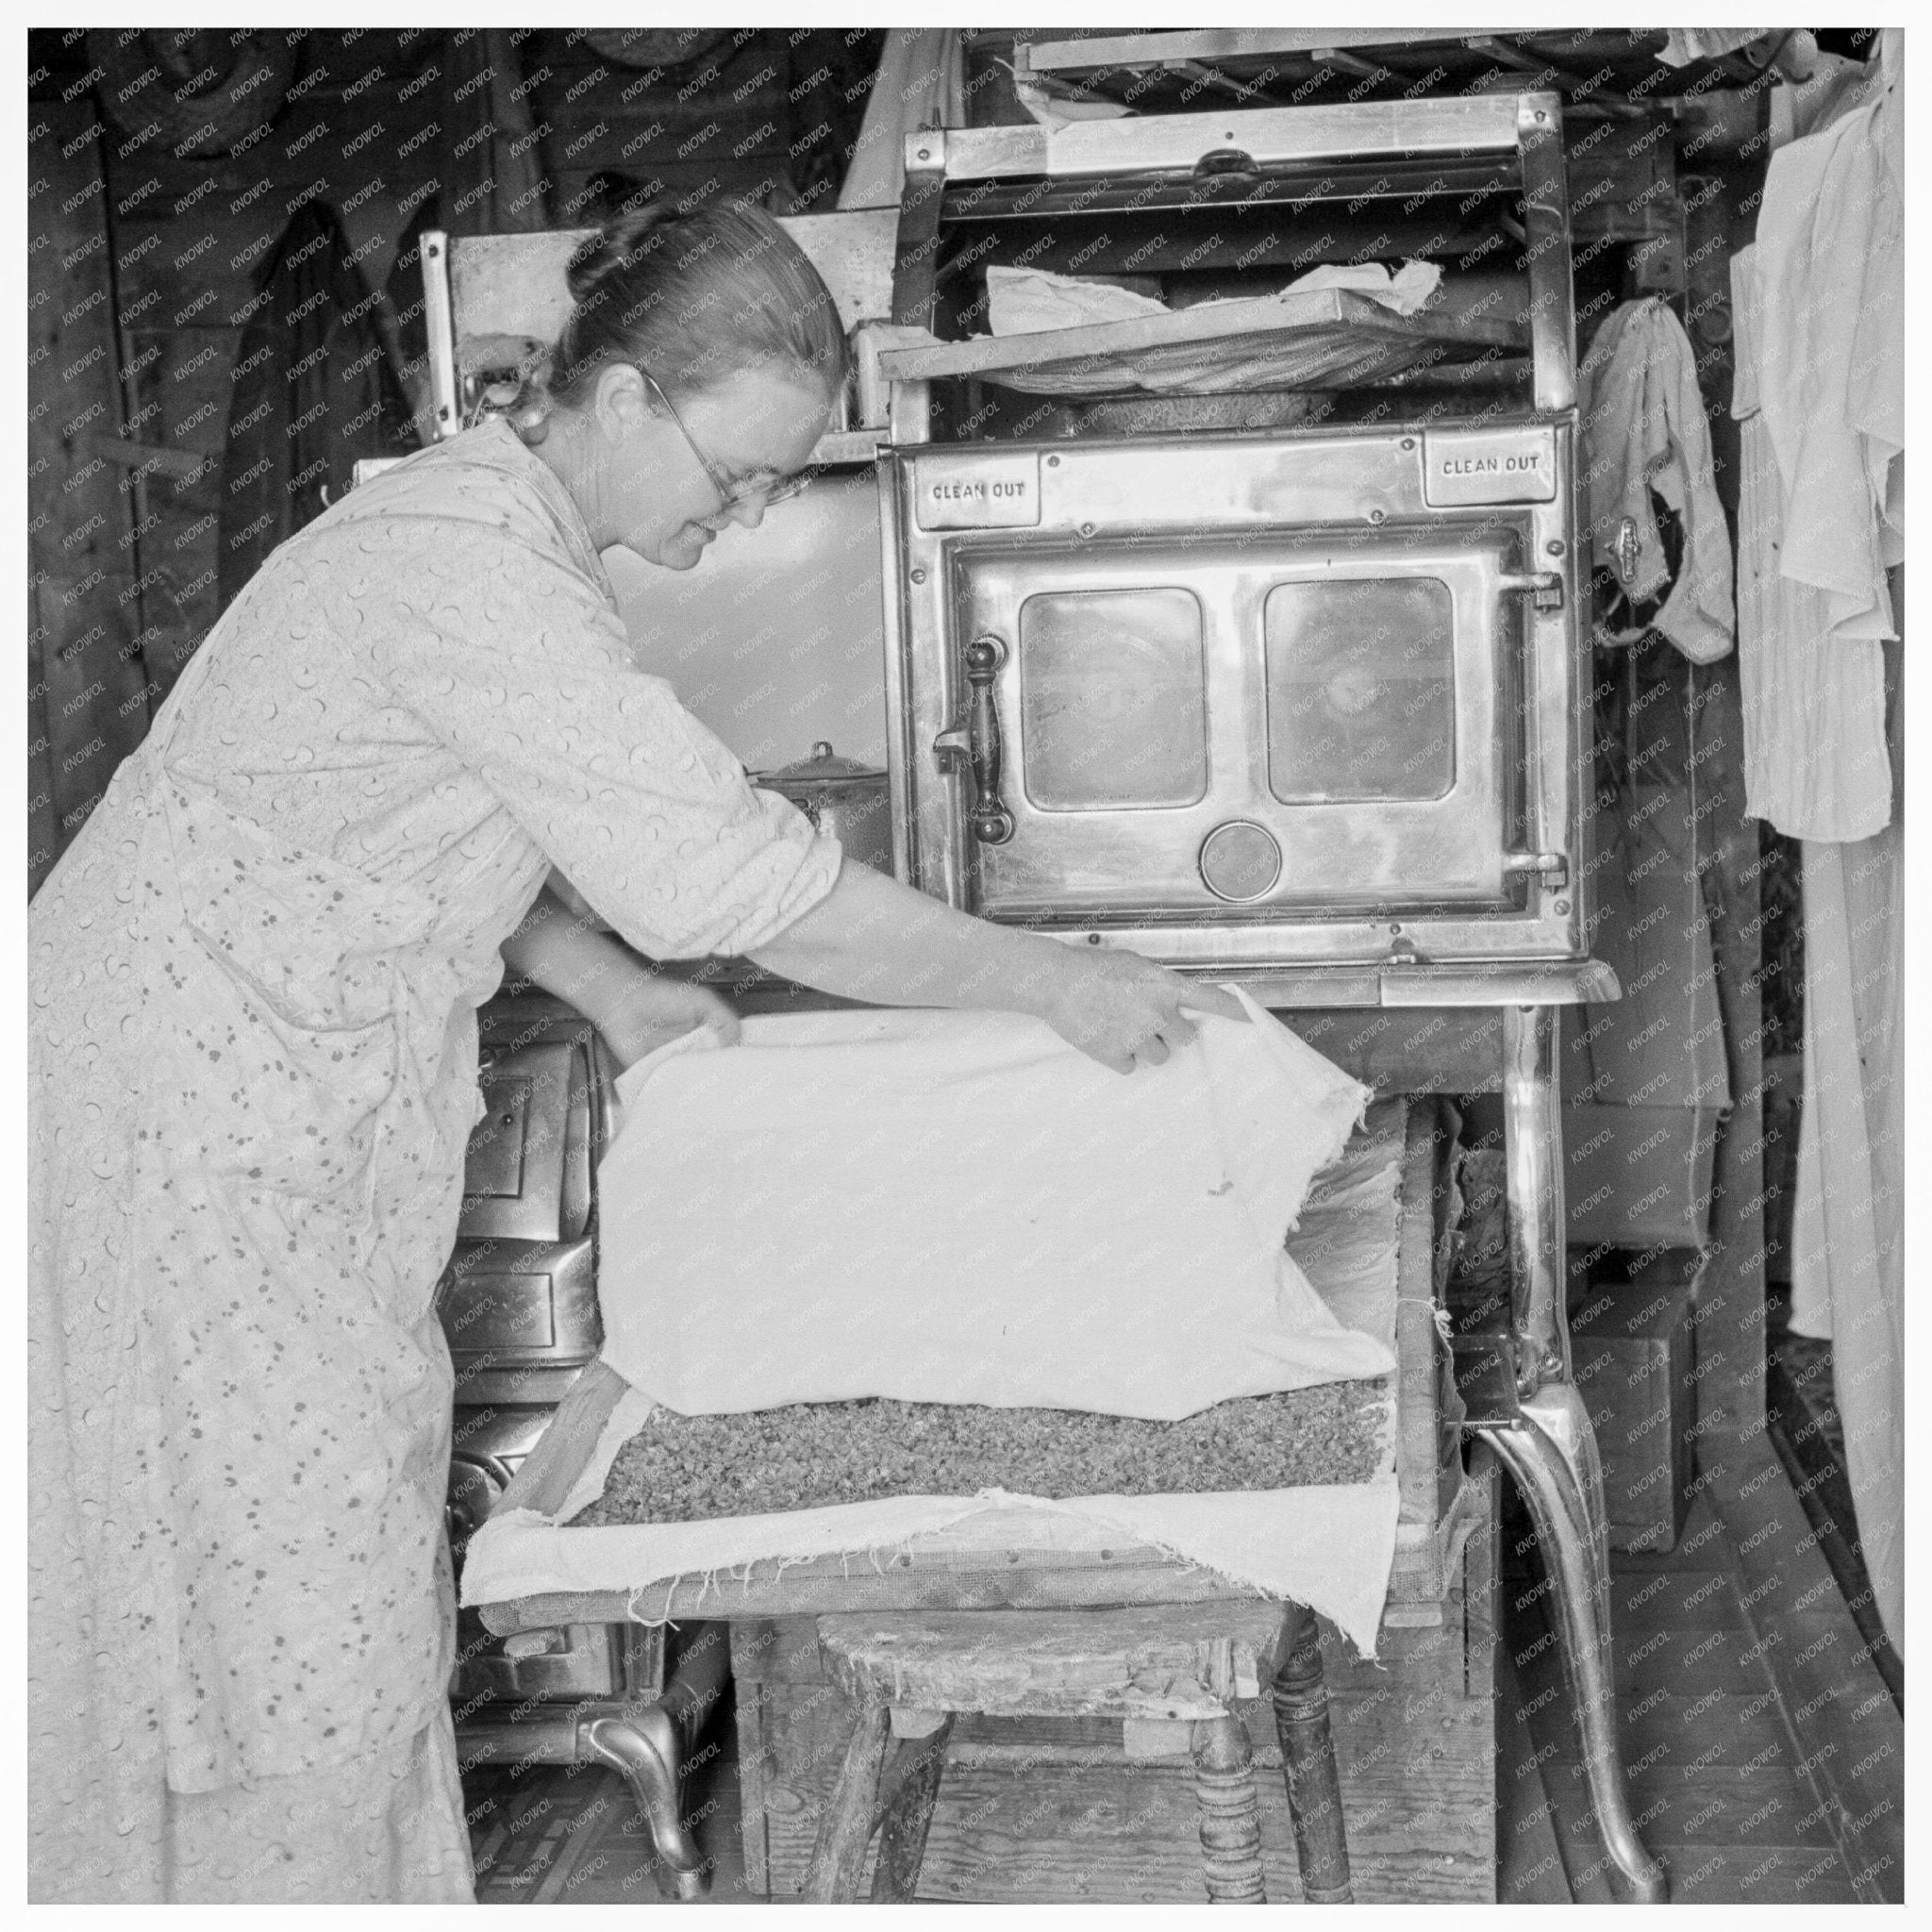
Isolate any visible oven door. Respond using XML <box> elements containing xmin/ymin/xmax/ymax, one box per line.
<box><xmin>947</xmin><ymin>530</ymin><xmax>1529</xmax><ymax>921</ymax></box>
<box><xmin>885</xmin><ymin>426</ymin><xmax>1583</xmax><ymax>969</ymax></box>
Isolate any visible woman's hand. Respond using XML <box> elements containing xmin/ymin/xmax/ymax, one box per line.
<box><xmin>1033</xmin><ymin>944</ymin><xmax>1247</xmax><ymax>1075</ymax></box>
<box><xmin>595</xmin><ymin>970</ymin><xmax>741</xmax><ymax>1073</ymax></box>
<box><xmin>748</xmin><ymin>862</ymin><xmax>1250</xmax><ymax>1075</ymax></box>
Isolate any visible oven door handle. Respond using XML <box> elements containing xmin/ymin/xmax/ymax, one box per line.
<box><xmin>933</xmin><ymin>634</ymin><xmax>1015</xmax><ymax>845</ymax></box>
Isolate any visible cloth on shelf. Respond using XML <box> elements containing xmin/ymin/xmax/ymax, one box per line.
<box><xmin>985</xmin><ymin>259</ymin><xmax>1442</xmax><ymax>338</ymax></box>
<box><xmin>1274</xmin><ymin>258</ymin><xmax>1441</xmax><ymax>316</ymax></box>
<box><xmin>986</xmin><ymin>265</ymin><xmax>1169</xmax><ymax>334</ymax></box>
<box><xmin>1009</xmin><ymin>55</ymin><xmax>1136</xmax><ymax>133</ymax></box>
<box><xmin>1575</xmin><ymin>297</ymin><xmax>1734</xmax><ymax>663</ymax></box>
<box><xmin>593</xmin><ymin>988</ymin><xmax>1390</xmax><ymax>1422</ymax></box>
<box><xmin>1754</xmin><ymin>42</ymin><xmax>1903</xmax><ymax>652</ymax></box>
<box><xmin>1731</xmin><ymin>245</ymin><xmax>1891</xmax><ymax>841</ymax></box>
<box><xmin>1659</xmin><ymin>27</ymin><xmax>1769</xmax><ymax>67</ymax></box>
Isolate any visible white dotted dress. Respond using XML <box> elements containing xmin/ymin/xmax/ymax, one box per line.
<box><xmin>27</xmin><ymin>417</ymin><xmax>841</xmax><ymax>1901</ymax></box>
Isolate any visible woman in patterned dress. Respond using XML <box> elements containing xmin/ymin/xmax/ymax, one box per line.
<box><xmin>27</xmin><ymin>202</ymin><xmax>1235</xmax><ymax>1902</ymax></box>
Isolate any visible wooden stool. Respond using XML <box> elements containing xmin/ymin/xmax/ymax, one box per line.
<box><xmin>801</xmin><ymin>1602</ymin><xmax>1352</xmax><ymax>1905</ymax></box>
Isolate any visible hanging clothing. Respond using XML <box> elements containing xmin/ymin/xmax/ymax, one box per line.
<box><xmin>219</xmin><ymin>200</ymin><xmax>416</xmax><ymax>611</ymax></box>
<box><xmin>1754</xmin><ymin>43</ymin><xmax>1903</xmax><ymax>647</ymax></box>
<box><xmin>28</xmin><ymin>416</ymin><xmax>841</xmax><ymax>1900</ymax></box>
<box><xmin>1730</xmin><ymin>246</ymin><xmax>1891</xmax><ymax>841</ymax></box>
<box><xmin>836</xmin><ymin>27</ymin><xmax>965</xmax><ymax>209</ymax></box>
<box><xmin>1575</xmin><ymin>298</ymin><xmax>1735</xmax><ymax>663</ymax></box>
<box><xmin>431</xmin><ymin>27</ymin><xmax>551</xmax><ymax>238</ymax></box>
<box><xmin>1786</xmin><ymin>627</ymin><xmax>1904</xmax><ymax>1652</ymax></box>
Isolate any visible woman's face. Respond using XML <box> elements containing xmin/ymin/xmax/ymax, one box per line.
<box><xmin>572</xmin><ymin>360</ymin><xmax>834</xmax><ymax>569</ymax></box>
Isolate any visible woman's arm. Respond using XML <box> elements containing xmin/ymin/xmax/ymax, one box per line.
<box><xmin>747</xmin><ymin>858</ymin><xmax>1243</xmax><ymax>1075</ymax></box>
<box><xmin>502</xmin><ymin>886</ymin><xmax>739</xmax><ymax>1069</ymax></box>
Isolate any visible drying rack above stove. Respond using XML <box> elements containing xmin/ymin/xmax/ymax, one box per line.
<box><xmin>876</xmin><ymin>92</ymin><xmax>1577</xmax><ymax>441</ymax></box>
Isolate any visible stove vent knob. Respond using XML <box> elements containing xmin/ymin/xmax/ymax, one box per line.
<box><xmin>1199</xmin><ymin>821</ymin><xmax>1282</xmax><ymax>903</ymax></box>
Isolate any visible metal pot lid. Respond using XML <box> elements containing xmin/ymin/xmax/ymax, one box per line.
<box><xmin>756</xmin><ymin>741</ymin><xmax>886</xmax><ymax>786</ymax></box>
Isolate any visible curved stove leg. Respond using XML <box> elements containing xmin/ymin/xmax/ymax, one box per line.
<box><xmin>1477</xmin><ymin>1387</ymin><xmax>1669</xmax><ymax>1904</ymax></box>
<box><xmin>582</xmin><ymin>1705</ymin><xmax>709</xmax><ymax>1901</ymax></box>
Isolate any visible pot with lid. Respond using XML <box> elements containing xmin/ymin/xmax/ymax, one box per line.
<box><xmin>753</xmin><ymin>741</ymin><xmax>892</xmax><ymax>874</ymax></box>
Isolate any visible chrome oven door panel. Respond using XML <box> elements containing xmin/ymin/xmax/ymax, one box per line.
<box><xmin>883</xmin><ymin>421</ymin><xmax>1584</xmax><ymax>968</ymax></box>
<box><xmin>950</xmin><ymin>533</ymin><xmax>1524</xmax><ymax>920</ymax></box>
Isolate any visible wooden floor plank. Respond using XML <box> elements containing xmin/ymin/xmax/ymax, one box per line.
<box><xmin>1493</xmin><ymin>1645</ymin><xmax>1572</xmax><ymax>1903</ymax></box>
<box><xmin>1701</xmin><ymin>1423</ymin><xmax>1906</xmax><ymax>1903</ymax></box>
<box><xmin>1612</xmin><ymin>1623</ymin><xmax>1784</xmax><ymax>1697</ymax></box>
<box><xmin>1646</xmin><ymin>1842</ymin><xmax>1860</xmax><ymax>1904</ymax></box>
<box><xmin>1650</xmin><ymin>1778</ymin><xmax>1840</xmax><ymax>1848</ymax></box>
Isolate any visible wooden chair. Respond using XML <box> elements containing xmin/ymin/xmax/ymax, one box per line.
<box><xmin>476</xmin><ymin>1102</ymin><xmax>1495</xmax><ymax>1900</ymax></box>
<box><xmin>802</xmin><ymin>1602</ymin><xmax>1351</xmax><ymax>1905</ymax></box>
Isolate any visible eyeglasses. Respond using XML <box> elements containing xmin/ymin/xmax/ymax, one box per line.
<box><xmin>636</xmin><ymin>367</ymin><xmax>816</xmax><ymax>510</ymax></box>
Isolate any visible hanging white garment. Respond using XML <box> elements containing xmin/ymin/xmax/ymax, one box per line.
<box><xmin>1575</xmin><ymin>299</ymin><xmax>1735</xmax><ymax>662</ymax></box>
<box><xmin>1845</xmin><ymin>40</ymin><xmax>1905</xmax><ymax>560</ymax></box>
<box><xmin>1755</xmin><ymin>51</ymin><xmax>1903</xmax><ymax>646</ymax></box>
<box><xmin>836</xmin><ymin>28</ymin><xmax>965</xmax><ymax>210</ymax></box>
<box><xmin>1787</xmin><ymin>799</ymin><xmax>1905</xmax><ymax>1652</ymax></box>
<box><xmin>1768</xmin><ymin>46</ymin><xmax>1880</xmax><ymax>145</ymax></box>
<box><xmin>1730</xmin><ymin>246</ymin><xmax>1891</xmax><ymax>841</ymax></box>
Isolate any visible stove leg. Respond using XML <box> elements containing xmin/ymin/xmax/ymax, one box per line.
<box><xmin>1494</xmin><ymin>1004</ymin><xmax>1667</xmax><ymax>1904</ymax></box>
<box><xmin>1477</xmin><ymin>1398</ymin><xmax>1668</xmax><ymax>1903</ymax></box>
<box><xmin>582</xmin><ymin>1704</ymin><xmax>709</xmax><ymax>1901</ymax></box>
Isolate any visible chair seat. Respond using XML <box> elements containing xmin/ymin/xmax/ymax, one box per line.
<box><xmin>804</xmin><ymin>1599</ymin><xmax>1352</xmax><ymax>1905</ymax></box>
<box><xmin>817</xmin><ymin>1603</ymin><xmax>1297</xmax><ymax>1722</ymax></box>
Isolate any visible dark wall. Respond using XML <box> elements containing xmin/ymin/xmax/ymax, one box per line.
<box><xmin>25</xmin><ymin>26</ymin><xmax>885</xmax><ymax>886</ymax></box>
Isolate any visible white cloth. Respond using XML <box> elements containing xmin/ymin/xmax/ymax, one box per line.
<box><xmin>461</xmin><ymin>1389</ymin><xmax>1404</xmax><ymax>1658</ymax></box>
<box><xmin>1011</xmin><ymin>65</ymin><xmax>1136</xmax><ymax>132</ymax></box>
<box><xmin>594</xmin><ymin>989</ymin><xmax>1390</xmax><ymax>1421</ymax></box>
<box><xmin>1731</xmin><ymin>246</ymin><xmax>1892</xmax><ymax>841</ymax></box>
<box><xmin>1755</xmin><ymin>54</ymin><xmax>1903</xmax><ymax>647</ymax></box>
<box><xmin>837</xmin><ymin>27</ymin><xmax>965</xmax><ymax>210</ymax></box>
<box><xmin>1576</xmin><ymin>298</ymin><xmax>1735</xmax><ymax>662</ymax></box>
<box><xmin>1768</xmin><ymin>46</ymin><xmax>1877</xmax><ymax>146</ymax></box>
<box><xmin>985</xmin><ymin>260</ymin><xmax>1442</xmax><ymax>338</ymax></box>
<box><xmin>1658</xmin><ymin>28</ymin><xmax>1766</xmax><ymax>66</ymax></box>
<box><xmin>1788</xmin><ymin>810</ymin><xmax>1904</xmax><ymax>1652</ymax></box>
<box><xmin>1274</xmin><ymin>258</ymin><xmax>1441</xmax><ymax>316</ymax></box>
<box><xmin>986</xmin><ymin>265</ymin><xmax>1169</xmax><ymax>334</ymax></box>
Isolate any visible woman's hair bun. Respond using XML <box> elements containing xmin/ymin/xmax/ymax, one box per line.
<box><xmin>547</xmin><ymin>196</ymin><xmax>851</xmax><ymax>414</ymax></box>
<box><xmin>566</xmin><ymin>208</ymin><xmax>672</xmax><ymax>308</ymax></box>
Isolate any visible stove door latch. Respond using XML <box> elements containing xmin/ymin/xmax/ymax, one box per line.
<box><xmin>1499</xmin><ymin>570</ymin><xmax>1566</xmax><ymax>611</ymax></box>
<box><xmin>1503</xmin><ymin>849</ymin><xmax>1571</xmax><ymax>891</ymax></box>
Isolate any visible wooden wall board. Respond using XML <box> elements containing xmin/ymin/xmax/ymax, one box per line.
<box><xmin>28</xmin><ymin>102</ymin><xmax>156</xmax><ymax>890</ymax></box>
<box><xmin>1698</xmin><ymin>1425</ymin><xmax>1904</xmax><ymax>1902</ymax></box>
<box><xmin>1276</xmin><ymin>1008</ymin><xmax>1504</xmax><ymax>1096</ymax></box>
